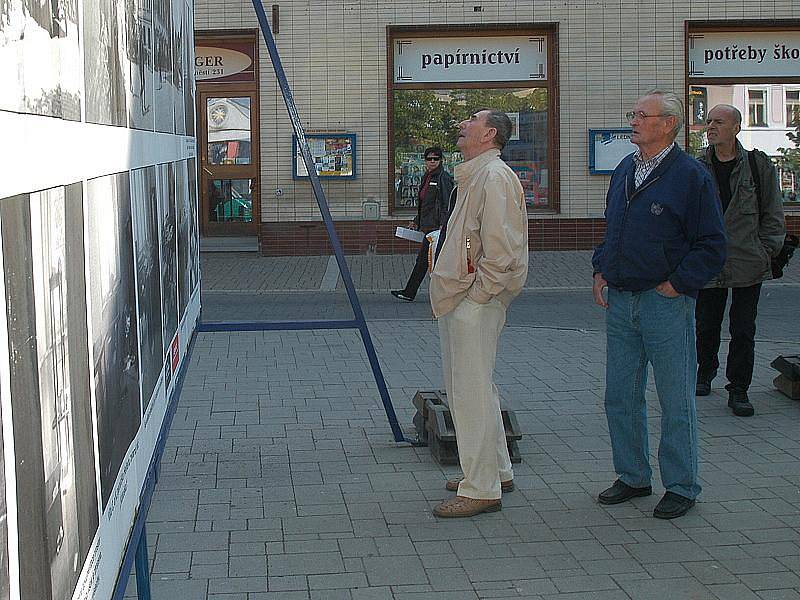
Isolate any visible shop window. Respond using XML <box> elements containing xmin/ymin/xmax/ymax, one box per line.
<box><xmin>392</xmin><ymin>88</ymin><xmax>549</xmax><ymax>211</ymax></box>
<box><xmin>389</xmin><ymin>27</ymin><xmax>557</xmax><ymax>214</ymax></box>
<box><xmin>787</xmin><ymin>90</ymin><xmax>800</xmax><ymax>128</ymax></box>
<box><xmin>748</xmin><ymin>89</ymin><xmax>767</xmax><ymax>127</ymax></box>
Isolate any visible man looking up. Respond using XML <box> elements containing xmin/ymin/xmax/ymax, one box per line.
<box><xmin>430</xmin><ymin>109</ymin><xmax>528</xmax><ymax>518</ymax></box>
<box><xmin>696</xmin><ymin>104</ymin><xmax>785</xmax><ymax>417</ymax></box>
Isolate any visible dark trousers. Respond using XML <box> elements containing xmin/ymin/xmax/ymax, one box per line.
<box><xmin>402</xmin><ymin>237</ymin><xmax>430</xmax><ymax>297</ymax></box>
<box><xmin>695</xmin><ymin>283</ymin><xmax>762</xmax><ymax>391</ymax></box>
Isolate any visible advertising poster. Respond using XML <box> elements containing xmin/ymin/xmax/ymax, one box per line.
<box><xmin>86</xmin><ymin>173</ymin><xmax>141</xmax><ymax>509</ymax></box>
<box><xmin>124</xmin><ymin>0</ymin><xmax>155</xmax><ymax>130</ymax></box>
<box><xmin>130</xmin><ymin>166</ymin><xmax>163</xmax><ymax>413</ymax></box>
<box><xmin>152</xmin><ymin>0</ymin><xmax>174</xmax><ymax>133</ymax></box>
<box><xmin>158</xmin><ymin>163</ymin><xmax>178</xmax><ymax>352</ymax></box>
<box><xmin>84</xmin><ymin>0</ymin><xmax>128</xmax><ymax>125</ymax></box>
<box><xmin>0</xmin><ymin>0</ymin><xmax>81</xmax><ymax>119</ymax></box>
<box><xmin>1</xmin><ymin>185</ymin><xmax>99</xmax><ymax>600</ymax></box>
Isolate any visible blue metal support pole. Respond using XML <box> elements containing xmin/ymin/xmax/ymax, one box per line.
<box><xmin>249</xmin><ymin>0</ymin><xmax>418</xmax><ymax>445</ymax></box>
<box><xmin>134</xmin><ymin>526</ymin><xmax>152</xmax><ymax>600</ymax></box>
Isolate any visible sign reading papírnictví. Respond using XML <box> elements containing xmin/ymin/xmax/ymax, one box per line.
<box><xmin>393</xmin><ymin>35</ymin><xmax>547</xmax><ymax>84</ymax></box>
<box><xmin>688</xmin><ymin>31</ymin><xmax>800</xmax><ymax>78</ymax></box>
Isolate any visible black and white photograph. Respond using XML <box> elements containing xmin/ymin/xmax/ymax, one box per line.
<box><xmin>186</xmin><ymin>158</ymin><xmax>200</xmax><ymax>296</ymax></box>
<box><xmin>0</xmin><ymin>393</ymin><xmax>10</xmax><ymax>600</ymax></box>
<box><xmin>84</xmin><ymin>0</ymin><xmax>128</xmax><ymax>125</ymax></box>
<box><xmin>131</xmin><ymin>166</ymin><xmax>163</xmax><ymax>412</ymax></box>
<box><xmin>125</xmin><ymin>0</ymin><xmax>155</xmax><ymax>130</ymax></box>
<box><xmin>182</xmin><ymin>0</ymin><xmax>195</xmax><ymax>136</ymax></box>
<box><xmin>0</xmin><ymin>0</ymin><xmax>81</xmax><ymax>119</ymax></box>
<box><xmin>152</xmin><ymin>0</ymin><xmax>174</xmax><ymax>133</ymax></box>
<box><xmin>1</xmin><ymin>184</ymin><xmax>99</xmax><ymax>600</ymax></box>
<box><xmin>170</xmin><ymin>0</ymin><xmax>185</xmax><ymax>135</ymax></box>
<box><xmin>86</xmin><ymin>173</ymin><xmax>141</xmax><ymax>509</ymax></box>
<box><xmin>158</xmin><ymin>163</ymin><xmax>178</xmax><ymax>351</ymax></box>
<box><xmin>175</xmin><ymin>160</ymin><xmax>190</xmax><ymax>317</ymax></box>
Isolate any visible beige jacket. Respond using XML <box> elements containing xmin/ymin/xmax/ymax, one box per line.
<box><xmin>430</xmin><ymin>148</ymin><xmax>528</xmax><ymax>318</ymax></box>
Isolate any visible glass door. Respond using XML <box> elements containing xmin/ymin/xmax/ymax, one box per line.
<box><xmin>198</xmin><ymin>89</ymin><xmax>259</xmax><ymax>235</ymax></box>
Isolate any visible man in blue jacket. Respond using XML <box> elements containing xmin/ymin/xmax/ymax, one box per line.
<box><xmin>591</xmin><ymin>90</ymin><xmax>726</xmax><ymax>519</ymax></box>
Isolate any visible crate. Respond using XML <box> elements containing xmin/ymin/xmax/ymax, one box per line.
<box><xmin>411</xmin><ymin>390</ymin><xmax>522</xmax><ymax>464</ymax></box>
<box><xmin>774</xmin><ymin>374</ymin><xmax>800</xmax><ymax>400</ymax></box>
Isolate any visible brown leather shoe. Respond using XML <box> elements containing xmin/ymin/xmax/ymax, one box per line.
<box><xmin>432</xmin><ymin>496</ymin><xmax>502</xmax><ymax>518</ymax></box>
<box><xmin>445</xmin><ymin>477</ymin><xmax>514</xmax><ymax>492</ymax></box>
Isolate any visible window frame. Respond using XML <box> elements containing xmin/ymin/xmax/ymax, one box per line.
<box><xmin>747</xmin><ymin>88</ymin><xmax>768</xmax><ymax>128</ymax></box>
<box><xmin>387</xmin><ymin>24</ymin><xmax>560</xmax><ymax>216</ymax></box>
<box><xmin>786</xmin><ymin>89</ymin><xmax>800</xmax><ymax>128</ymax></box>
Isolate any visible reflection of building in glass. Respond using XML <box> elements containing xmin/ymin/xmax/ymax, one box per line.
<box><xmin>207</xmin><ymin>97</ymin><xmax>252</xmax><ymax>164</ymax></box>
<box><xmin>689</xmin><ymin>84</ymin><xmax>800</xmax><ymax>203</ymax></box>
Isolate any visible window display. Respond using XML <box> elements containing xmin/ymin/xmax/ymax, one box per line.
<box><xmin>292</xmin><ymin>134</ymin><xmax>356</xmax><ymax>179</ymax></box>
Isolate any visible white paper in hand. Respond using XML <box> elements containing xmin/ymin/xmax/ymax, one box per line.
<box><xmin>395</xmin><ymin>226</ymin><xmax>425</xmax><ymax>243</ymax></box>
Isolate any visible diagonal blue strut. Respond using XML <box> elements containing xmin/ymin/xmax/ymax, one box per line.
<box><xmin>205</xmin><ymin>0</ymin><xmax>419</xmax><ymax>445</ymax></box>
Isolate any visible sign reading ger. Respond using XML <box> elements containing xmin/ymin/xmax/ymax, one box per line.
<box><xmin>688</xmin><ymin>31</ymin><xmax>800</xmax><ymax>78</ymax></box>
<box><xmin>393</xmin><ymin>35</ymin><xmax>547</xmax><ymax>84</ymax></box>
<box><xmin>194</xmin><ymin>42</ymin><xmax>256</xmax><ymax>82</ymax></box>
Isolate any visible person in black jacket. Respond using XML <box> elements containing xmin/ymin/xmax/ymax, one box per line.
<box><xmin>391</xmin><ymin>147</ymin><xmax>454</xmax><ymax>301</ymax></box>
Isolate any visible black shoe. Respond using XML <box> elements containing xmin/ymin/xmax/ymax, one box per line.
<box><xmin>695</xmin><ymin>378</ymin><xmax>711</xmax><ymax>396</ymax></box>
<box><xmin>653</xmin><ymin>491</ymin><xmax>695</xmax><ymax>519</ymax></box>
<box><xmin>391</xmin><ymin>290</ymin><xmax>414</xmax><ymax>302</ymax></box>
<box><xmin>598</xmin><ymin>479</ymin><xmax>652</xmax><ymax>505</ymax></box>
<box><xmin>728</xmin><ymin>389</ymin><xmax>754</xmax><ymax>417</ymax></box>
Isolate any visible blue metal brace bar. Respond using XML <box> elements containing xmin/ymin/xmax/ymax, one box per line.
<box><xmin>239</xmin><ymin>0</ymin><xmax>418</xmax><ymax>446</ymax></box>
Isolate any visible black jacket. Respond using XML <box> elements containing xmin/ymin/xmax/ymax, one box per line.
<box><xmin>414</xmin><ymin>166</ymin><xmax>454</xmax><ymax>232</ymax></box>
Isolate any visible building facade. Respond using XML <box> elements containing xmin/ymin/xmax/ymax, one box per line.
<box><xmin>192</xmin><ymin>1</ymin><xmax>800</xmax><ymax>255</ymax></box>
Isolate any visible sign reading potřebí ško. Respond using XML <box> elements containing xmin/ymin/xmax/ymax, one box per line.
<box><xmin>393</xmin><ymin>35</ymin><xmax>547</xmax><ymax>84</ymax></box>
<box><xmin>689</xmin><ymin>30</ymin><xmax>800</xmax><ymax>78</ymax></box>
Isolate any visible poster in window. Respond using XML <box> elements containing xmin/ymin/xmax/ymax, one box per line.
<box><xmin>293</xmin><ymin>134</ymin><xmax>357</xmax><ymax>179</ymax></box>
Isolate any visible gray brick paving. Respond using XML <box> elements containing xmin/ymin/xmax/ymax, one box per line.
<box><xmin>136</xmin><ymin>251</ymin><xmax>800</xmax><ymax>599</ymax></box>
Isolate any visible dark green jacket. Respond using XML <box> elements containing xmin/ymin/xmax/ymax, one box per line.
<box><xmin>699</xmin><ymin>141</ymin><xmax>785</xmax><ymax>288</ymax></box>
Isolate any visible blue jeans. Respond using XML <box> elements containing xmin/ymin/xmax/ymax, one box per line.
<box><xmin>605</xmin><ymin>288</ymin><xmax>701</xmax><ymax>500</ymax></box>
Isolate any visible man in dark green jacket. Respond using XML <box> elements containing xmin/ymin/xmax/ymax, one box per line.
<box><xmin>696</xmin><ymin>104</ymin><xmax>786</xmax><ymax>417</ymax></box>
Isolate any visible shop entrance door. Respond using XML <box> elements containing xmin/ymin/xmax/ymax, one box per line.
<box><xmin>198</xmin><ymin>88</ymin><xmax>259</xmax><ymax>236</ymax></box>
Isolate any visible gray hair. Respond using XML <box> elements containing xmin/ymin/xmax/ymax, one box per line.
<box><xmin>483</xmin><ymin>109</ymin><xmax>513</xmax><ymax>150</ymax></box>
<box><xmin>645</xmin><ymin>89</ymin><xmax>684</xmax><ymax>140</ymax></box>
<box><xmin>711</xmin><ymin>103</ymin><xmax>742</xmax><ymax>126</ymax></box>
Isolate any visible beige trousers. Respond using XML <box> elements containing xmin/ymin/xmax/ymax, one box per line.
<box><xmin>438</xmin><ymin>296</ymin><xmax>512</xmax><ymax>500</ymax></box>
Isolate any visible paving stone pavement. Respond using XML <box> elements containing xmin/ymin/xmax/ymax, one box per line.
<box><xmin>129</xmin><ymin>251</ymin><xmax>800</xmax><ymax>600</ymax></box>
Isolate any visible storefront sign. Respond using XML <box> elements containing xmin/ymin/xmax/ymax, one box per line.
<box><xmin>393</xmin><ymin>35</ymin><xmax>547</xmax><ymax>83</ymax></box>
<box><xmin>688</xmin><ymin>31</ymin><xmax>800</xmax><ymax>78</ymax></box>
<box><xmin>195</xmin><ymin>41</ymin><xmax>256</xmax><ymax>82</ymax></box>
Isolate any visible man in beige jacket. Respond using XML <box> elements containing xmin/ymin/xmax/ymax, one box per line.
<box><xmin>430</xmin><ymin>109</ymin><xmax>529</xmax><ymax>518</ymax></box>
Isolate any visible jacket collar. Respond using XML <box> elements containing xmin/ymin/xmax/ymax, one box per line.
<box><xmin>701</xmin><ymin>139</ymin><xmax>746</xmax><ymax>165</ymax></box>
<box><xmin>626</xmin><ymin>143</ymin><xmax>683</xmax><ymax>195</ymax></box>
<box><xmin>454</xmin><ymin>148</ymin><xmax>501</xmax><ymax>185</ymax></box>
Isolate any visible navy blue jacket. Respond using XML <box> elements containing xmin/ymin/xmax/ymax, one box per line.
<box><xmin>592</xmin><ymin>145</ymin><xmax>726</xmax><ymax>298</ymax></box>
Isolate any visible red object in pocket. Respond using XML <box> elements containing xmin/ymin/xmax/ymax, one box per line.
<box><xmin>466</xmin><ymin>237</ymin><xmax>475</xmax><ymax>273</ymax></box>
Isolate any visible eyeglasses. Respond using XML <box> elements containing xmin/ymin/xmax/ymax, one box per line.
<box><xmin>425</xmin><ymin>157</ymin><xmax>441</xmax><ymax>161</ymax></box>
<box><xmin>625</xmin><ymin>111</ymin><xmax>667</xmax><ymax>122</ymax></box>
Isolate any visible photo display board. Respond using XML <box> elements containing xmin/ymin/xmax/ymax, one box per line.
<box><xmin>293</xmin><ymin>134</ymin><xmax>357</xmax><ymax>179</ymax></box>
<box><xmin>0</xmin><ymin>0</ymin><xmax>200</xmax><ymax>599</ymax></box>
